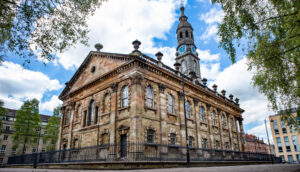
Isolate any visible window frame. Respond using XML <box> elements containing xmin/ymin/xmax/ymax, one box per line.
<box><xmin>146</xmin><ymin>85</ymin><xmax>154</xmax><ymax>108</ymax></box>
<box><xmin>121</xmin><ymin>86</ymin><xmax>129</xmax><ymax>108</ymax></box>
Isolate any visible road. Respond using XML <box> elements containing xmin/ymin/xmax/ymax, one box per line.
<box><xmin>2</xmin><ymin>164</ymin><xmax>300</xmax><ymax>172</ymax></box>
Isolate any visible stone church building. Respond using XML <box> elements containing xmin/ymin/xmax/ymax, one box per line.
<box><xmin>58</xmin><ymin>7</ymin><xmax>245</xmax><ymax>155</ymax></box>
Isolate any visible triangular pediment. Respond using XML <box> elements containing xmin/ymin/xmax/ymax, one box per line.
<box><xmin>60</xmin><ymin>52</ymin><xmax>132</xmax><ymax>98</ymax></box>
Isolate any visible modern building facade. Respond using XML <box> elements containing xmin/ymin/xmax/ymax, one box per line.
<box><xmin>57</xmin><ymin>7</ymin><xmax>245</xmax><ymax>157</ymax></box>
<box><xmin>269</xmin><ymin>108</ymin><xmax>300</xmax><ymax>163</ymax></box>
<box><xmin>0</xmin><ymin>108</ymin><xmax>51</xmax><ymax>165</ymax></box>
<box><xmin>244</xmin><ymin>133</ymin><xmax>274</xmax><ymax>154</ymax></box>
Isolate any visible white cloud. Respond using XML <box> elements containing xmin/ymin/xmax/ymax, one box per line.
<box><xmin>200</xmin><ymin>8</ymin><xmax>224</xmax><ymax>24</ymax></box>
<box><xmin>211</xmin><ymin>58</ymin><xmax>275</xmax><ymax>126</ymax></box>
<box><xmin>201</xmin><ymin>63</ymin><xmax>221</xmax><ymax>81</ymax></box>
<box><xmin>199</xmin><ymin>8</ymin><xmax>224</xmax><ymax>42</ymax></box>
<box><xmin>197</xmin><ymin>49</ymin><xmax>220</xmax><ymax>61</ymax></box>
<box><xmin>57</xmin><ymin>0</ymin><xmax>183</xmax><ymax>70</ymax></box>
<box><xmin>0</xmin><ymin>61</ymin><xmax>63</xmax><ymax>110</ymax></box>
<box><xmin>40</xmin><ymin>95</ymin><xmax>62</xmax><ymax>111</ymax></box>
<box><xmin>200</xmin><ymin>24</ymin><xmax>219</xmax><ymax>42</ymax></box>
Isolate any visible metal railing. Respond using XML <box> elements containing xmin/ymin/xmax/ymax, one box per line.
<box><xmin>7</xmin><ymin>142</ymin><xmax>281</xmax><ymax>165</ymax></box>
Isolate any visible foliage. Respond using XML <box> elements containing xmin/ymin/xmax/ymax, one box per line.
<box><xmin>12</xmin><ymin>99</ymin><xmax>41</xmax><ymax>154</ymax></box>
<box><xmin>0</xmin><ymin>100</ymin><xmax>8</xmax><ymax>135</ymax></box>
<box><xmin>212</xmin><ymin>0</ymin><xmax>300</xmax><ymax>126</ymax></box>
<box><xmin>43</xmin><ymin>106</ymin><xmax>61</xmax><ymax>151</ymax></box>
<box><xmin>0</xmin><ymin>0</ymin><xmax>106</xmax><ymax>65</ymax></box>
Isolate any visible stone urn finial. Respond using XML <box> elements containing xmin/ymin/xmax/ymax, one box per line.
<box><xmin>229</xmin><ymin>94</ymin><xmax>234</xmax><ymax>101</ymax></box>
<box><xmin>202</xmin><ymin>78</ymin><xmax>207</xmax><ymax>86</ymax></box>
<box><xmin>132</xmin><ymin>39</ymin><xmax>141</xmax><ymax>50</ymax></box>
<box><xmin>155</xmin><ymin>51</ymin><xmax>163</xmax><ymax>62</ymax></box>
<box><xmin>235</xmin><ymin>98</ymin><xmax>239</xmax><ymax>104</ymax></box>
<box><xmin>221</xmin><ymin>90</ymin><xmax>226</xmax><ymax>97</ymax></box>
<box><xmin>95</xmin><ymin>43</ymin><xmax>103</xmax><ymax>51</ymax></box>
<box><xmin>212</xmin><ymin>84</ymin><xmax>217</xmax><ymax>92</ymax></box>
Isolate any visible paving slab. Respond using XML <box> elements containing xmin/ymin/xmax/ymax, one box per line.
<box><xmin>1</xmin><ymin>164</ymin><xmax>300</xmax><ymax>172</ymax></box>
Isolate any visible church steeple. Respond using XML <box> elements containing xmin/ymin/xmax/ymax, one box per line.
<box><xmin>176</xmin><ymin>6</ymin><xmax>201</xmax><ymax>79</ymax></box>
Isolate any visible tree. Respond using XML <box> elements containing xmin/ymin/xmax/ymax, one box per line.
<box><xmin>0</xmin><ymin>100</ymin><xmax>8</xmax><ymax>135</ymax></box>
<box><xmin>12</xmin><ymin>99</ymin><xmax>41</xmax><ymax>154</ymax></box>
<box><xmin>0</xmin><ymin>0</ymin><xmax>106</xmax><ymax>65</ymax></box>
<box><xmin>43</xmin><ymin>106</ymin><xmax>61</xmax><ymax>151</ymax></box>
<box><xmin>212</xmin><ymin>0</ymin><xmax>300</xmax><ymax>127</ymax></box>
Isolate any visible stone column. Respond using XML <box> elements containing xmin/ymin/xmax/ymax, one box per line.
<box><xmin>193</xmin><ymin>98</ymin><xmax>200</xmax><ymax>148</ymax></box>
<box><xmin>239</xmin><ymin>118</ymin><xmax>245</xmax><ymax>151</ymax></box>
<box><xmin>67</xmin><ymin>103</ymin><xmax>76</xmax><ymax>149</ymax></box>
<box><xmin>177</xmin><ymin>91</ymin><xmax>186</xmax><ymax>146</ymax></box>
<box><xmin>110</xmin><ymin>83</ymin><xmax>118</xmax><ymax>144</ymax></box>
<box><xmin>158</xmin><ymin>84</ymin><xmax>168</xmax><ymax>157</ymax></box>
<box><xmin>206</xmin><ymin>104</ymin><xmax>213</xmax><ymax>149</ymax></box>
<box><xmin>129</xmin><ymin>72</ymin><xmax>143</xmax><ymax>143</ymax></box>
<box><xmin>56</xmin><ymin>106</ymin><xmax>66</xmax><ymax>150</ymax></box>
<box><xmin>228</xmin><ymin>114</ymin><xmax>233</xmax><ymax>150</ymax></box>
<box><xmin>218</xmin><ymin>109</ymin><xmax>223</xmax><ymax>150</ymax></box>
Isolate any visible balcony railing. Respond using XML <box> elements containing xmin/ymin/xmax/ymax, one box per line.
<box><xmin>7</xmin><ymin>142</ymin><xmax>281</xmax><ymax>165</ymax></box>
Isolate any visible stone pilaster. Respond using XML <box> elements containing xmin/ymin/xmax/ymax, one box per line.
<box><xmin>110</xmin><ymin>83</ymin><xmax>118</xmax><ymax>144</ymax></box>
<box><xmin>206</xmin><ymin>104</ymin><xmax>213</xmax><ymax>149</ymax></box>
<box><xmin>67</xmin><ymin>102</ymin><xmax>76</xmax><ymax>149</ymax></box>
<box><xmin>193</xmin><ymin>98</ymin><xmax>200</xmax><ymax>148</ymax></box>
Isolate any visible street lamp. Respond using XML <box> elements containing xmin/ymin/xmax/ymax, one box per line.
<box><xmin>174</xmin><ymin>62</ymin><xmax>191</xmax><ymax>167</ymax></box>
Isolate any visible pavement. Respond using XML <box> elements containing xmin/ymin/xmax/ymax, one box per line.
<box><xmin>1</xmin><ymin>164</ymin><xmax>300</xmax><ymax>172</ymax></box>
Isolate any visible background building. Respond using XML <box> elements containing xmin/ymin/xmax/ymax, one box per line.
<box><xmin>244</xmin><ymin>133</ymin><xmax>274</xmax><ymax>154</ymax></box>
<box><xmin>269</xmin><ymin>108</ymin><xmax>300</xmax><ymax>163</ymax></box>
<box><xmin>57</xmin><ymin>7</ymin><xmax>246</xmax><ymax>157</ymax></box>
<box><xmin>0</xmin><ymin>108</ymin><xmax>51</xmax><ymax>165</ymax></box>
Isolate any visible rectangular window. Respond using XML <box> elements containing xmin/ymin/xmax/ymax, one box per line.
<box><xmin>83</xmin><ymin>111</ymin><xmax>87</xmax><ymax>127</ymax></box>
<box><xmin>281</xmin><ymin>120</ymin><xmax>287</xmax><ymax>134</ymax></box>
<box><xmin>276</xmin><ymin>137</ymin><xmax>283</xmax><ymax>152</ymax></box>
<box><xmin>273</xmin><ymin>120</ymin><xmax>279</xmax><ymax>134</ymax></box>
<box><xmin>292</xmin><ymin>135</ymin><xmax>299</xmax><ymax>152</ymax></box>
<box><xmin>1</xmin><ymin>145</ymin><xmax>6</xmax><ymax>153</ymax></box>
<box><xmin>284</xmin><ymin>136</ymin><xmax>291</xmax><ymax>152</ymax></box>
<box><xmin>288</xmin><ymin>155</ymin><xmax>293</xmax><ymax>163</ymax></box>
<box><xmin>290</xmin><ymin>124</ymin><xmax>295</xmax><ymax>133</ymax></box>
<box><xmin>5</xmin><ymin>126</ymin><xmax>10</xmax><ymax>131</ymax></box>
<box><xmin>32</xmin><ymin>148</ymin><xmax>37</xmax><ymax>153</ymax></box>
<box><xmin>3</xmin><ymin>135</ymin><xmax>8</xmax><ymax>141</ymax></box>
<box><xmin>0</xmin><ymin>158</ymin><xmax>3</xmax><ymax>163</ymax></box>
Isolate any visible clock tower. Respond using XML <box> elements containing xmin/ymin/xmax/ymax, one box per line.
<box><xmin>176</xmin><ymin>6</ymin><xmax>201</xmax><ymax>79</ymax></box>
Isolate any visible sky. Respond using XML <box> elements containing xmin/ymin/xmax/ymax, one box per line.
<box><xmin>0</xmin><ymin>0</ymin><xmax>276</xmax><ymax>143</ymax></box>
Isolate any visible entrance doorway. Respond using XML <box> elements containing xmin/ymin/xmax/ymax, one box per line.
<box><xmin>120</xmin><ymin>134</ymin><xmax>127</xmax><ymax>158</ymax></box>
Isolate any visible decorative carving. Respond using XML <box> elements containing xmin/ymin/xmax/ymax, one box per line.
<box><xmin>193</xmin><ymin>98</ymin><xmax>199</xmax><ymax>105</ymax></box>
<box><xmin>177</xmin><ymin>91</ymin><xmax>184</xmax><ymax>100</ymax></box>
<box><xmin>158</xmin><ymin>83</ymin><xmax>166</xmax><ymax>93</ymax></box>
<box><xmin>130</xmin><ymin>73</ymin><xmax>143</xmax><ymax>85</ymax></box>
<box><xmin>110</xmin><ymin>83</ymin><xmax>118</xmax><ymax>92</ymax></box>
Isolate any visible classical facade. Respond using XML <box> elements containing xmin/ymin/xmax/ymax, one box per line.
<box><xmin>0</xmin><ymin>108</ymin><xmax>51</xmax><ymax>165</ymax></box>
<box><xmin>58</xmin><ymin>7</ymin><xmax>245</xmax><ymax>155</ymax></box>
<box><xmin>269</xmin><ymin>108</ymin><xmax>300</xmax><ymax>163</ymax></box>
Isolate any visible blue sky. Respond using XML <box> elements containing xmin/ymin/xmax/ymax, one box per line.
<box><xmin>0</xmin><ymin>0</ymin><xmax>275</xmax><ymax>142</ymax></box>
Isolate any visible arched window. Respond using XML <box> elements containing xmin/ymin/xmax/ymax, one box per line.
<box><xmin>103</xmin><ymin>93</ymin><xmax>110</xmax><ymax>113</ymax></box>
<box><xmin>168</xmin><ymin>94</ymin><xmax>174</xmax><ymax>114</ymax></box>
<box><xmin>222</xmin><ymin>114</ymin><xmax>226</xmax><ymax>128</ymax></box>
<box><xmin>185</xmin><ymin>101</ymin><xmax>191</xmax><ymax>118</ymax></box>
<box><xmin>88</xmin><ymin>100</ymin><xmax>94</xmax><ymax>126</ymax></box>
<box><xmin>121</xmin><ymin>86</ymin><xmax>129</xmax><ymax>108</ymax></box>
<box><xmin>236</xmin><ymin>120</ymin><xmax>240</xmax><ymax>132</ymax></box>
<box><xmin>185</xmin><ymin>30</ymin><xmax>189</xmax><ymax>37</ymax></box>
<box><xmin>230</xmin><ymin>118</ymin><xmax>234</xmax><ymax>130</ymax></box>
<box><xmin>147</xmin><ymin>129</ymin><xmax>155</xmax><ymax>143</ymax></box>
<box><xmin>188</xmin><ymin>136</ymin><xmax>194</xmax><ymax>147</ymax></box>
<box><xmin>180</xmin><ymin>32</ymin><xmax>183</xmax><ymax>38</ymax></box>
<box><xmin>65</xmin><ymin>110</ymin><xmax>70</xmax><ymax>125</ymax></box>
<box><xmin>83</xmin><ymin>111</ymin><xmax>87</xmax><ymax>127</ymax></box>
<box><xmin>146</xmin><ymin>86</ymin><xmax>153</xmax><ymax>108</ymax></box>
<box><xmin>170</xmin><ymin>133</ymin><xmax>176</xmax><ymax>145</ymax></box>
<box><xmin>181</xmin><ymin>60</ymin><xmax>187</xmax><ymax>73</ymax></box>
<box><xmin>191</xmin><ymin>32</ymin><xmax>194</xmax><ymax>39</ymax></box>
<box><xmin>200</xmin><ymin>106</ymin><xmax>205</xmax><ymax>122</ymax></box>
<box><xmin>212</xmin><ymin>111</ymin><xmax>216</xmax><ymax>125</ymax></box>
<box><xmin>202</xmin><ymin>138</ymin><xmax>208</xmax><ymax>149</ymax></box>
